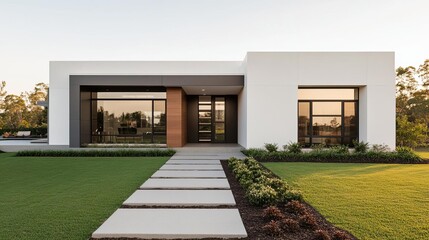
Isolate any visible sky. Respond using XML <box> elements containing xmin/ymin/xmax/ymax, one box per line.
<box><xmin>0</xmin><ymin>0</ymin><xmax>428</xmax><ymax>95</ymax></box>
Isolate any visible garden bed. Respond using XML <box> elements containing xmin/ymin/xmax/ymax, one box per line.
<box><xmin>221</xmin><ymin>160</ymin><xmax>356</xmax><ymax>240</ymax></box>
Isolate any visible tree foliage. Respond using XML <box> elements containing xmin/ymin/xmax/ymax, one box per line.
<box><xmin>0</xmin><ymin>82</ymin><xmax>48</xmax><ymax>132</ymax></box>
<box><xmin>396</xmin><ymin>59</ymin><xmax>429</xmax><ymax>148</ymax></box>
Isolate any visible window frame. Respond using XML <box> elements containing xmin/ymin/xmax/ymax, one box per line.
<box><xmin>297</xmin><ymin>88</ymin><xmax>359</xmax><ymax>147</ymax></box>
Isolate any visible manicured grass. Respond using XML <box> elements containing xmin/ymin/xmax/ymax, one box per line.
<box><xmin>416</xmin><ymin>148</ymin><xmax>429</xmax><ymax>159</ymax></box>
<box><xmin>264</xmin><ymin>162</ymin><xmax>429</xmax><ymax>240</ymax></box>
<box><xmin>0</xmin><ymin>153</ymin><xmax>168</xmax><ymax>240</ymax></box>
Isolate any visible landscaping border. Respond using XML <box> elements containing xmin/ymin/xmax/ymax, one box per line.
<box><xmin>15</xmin><ymin>149</ymin><xmax>176</xmax><ymax>157</ymax></box>
<box><xmin>221</xmin><ymin>160</ymin><xmax>356</xmax><ymax>240</ymax></box>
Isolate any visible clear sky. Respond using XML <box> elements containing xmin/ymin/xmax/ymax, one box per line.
<box><xmin>1</xmin><ymin>0</ymin><xmax>428</xmax><ymax>94</ymax></box>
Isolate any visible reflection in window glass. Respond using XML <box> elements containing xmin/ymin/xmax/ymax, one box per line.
<box><xmin>312</xmin><ymin>137</ymin><xmax>341</xmax><ymax>145</ymax></box>
<box><xmin>91</xmin><ymin>98</ymin><xmax>166</xmax><ymax>144</ymax></box>
<box><xmin>298</xmin><ymin>89</ymin><xmax>358</xmax><ymax>146</ymax></box>
<box><xmin>97</xmin><ymin>92</ymin><xmax>166</xmax><ymax>99</ymax></box>
<box><xmin>215</xmin><ymin>98</ymin><xmax>225</xmax><ymax>122</ymax></box>
<box><xmin>344</xmin><ymin>102</ymin><xmax>357</xmax><ymax>137</ymax></box>
<box><xmin>312</xmin><ymin>117</ymin><xmax>342</xmax><ymax>136</ymax></box>
<box><xmin>215</xmin><ymin>123</ymin><xmax>225</xmax><ymax>141</ymax></box>
<box><xmin>298</xmin><ymin>89</ymin><xmax>357</xmax><ymax>100</ymax></box>
<box><xmin>312</xmin><ymin>102</ymin><xmax>341</xmax><ymax>115</ymax></box>
<box><xmin>298</xmin><ymin>102</ymin><xmax>310</xmax><ymax>136</ymax></box>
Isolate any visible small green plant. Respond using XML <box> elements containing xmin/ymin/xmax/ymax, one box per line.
<box><xmin>264</xmin><ymin>143</ymin><xmax>279</xmax><ymax>152</ymax></box>
<box><xmin>371</xmin><ymin>144</ymin><xmax>390</xmax><ymax>152</ymax></box>
<box><xmin>396</xmin><ymin>146</ymin><xmax>414</xmax><ymax>154</ymax></box>
<box><xmin>329</xmin><ymin>145</ymin><xmax>349</xmax><ymax>154</ymax></box>
<box><xmin>311</xmin><ymin>143</ymin><xmax>327</xmax><ymax>152</ymax></box>
<box><xmin>284</xmin><ymin>142</ymin><xmax>302</xmax><ymax>154</ymax></box>
<box><xmin>353</xmin><ymin>140</ymin><xmax>369</xmax><ymax>153</ymax></box>
<box><xmin>246</xmin><ymin>183</ymin><xmax>278</xmax><ymax>206</ymax></box>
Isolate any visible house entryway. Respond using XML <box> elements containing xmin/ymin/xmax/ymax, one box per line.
<box><xmin>187</xmin><ymin>95</ymin><xmax>238</xmax><ymax>144</ymax></box>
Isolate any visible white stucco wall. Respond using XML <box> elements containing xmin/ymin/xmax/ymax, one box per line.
<box><xmin>241</xmin><ymin>52</ymin><xmax>396</xmax><ymax>149</ymax></box>
<box><xmin>49</xmin><ymin>52</ymin><xmax>396</xmax><ymax>149</ymax></box>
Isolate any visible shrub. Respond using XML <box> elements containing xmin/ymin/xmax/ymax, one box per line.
<box><xmin>246</xmin><ymin>183</ymin><xmax>278</xmax><ymax>206</ymax></box>
<box><xmin>241</xmin><ymin>148</ymin><xmax>266</xmax><ymax>158</ymax></box>
<box><xmin>15</xmin><ymin>149</ymin><xmax>176</xmax><ymax>157</ymax></box>
<box><xmin>282</xmin><ymin>189</ymin><xmax>303</xmax><ymax>202</ymax></box>
<box><xmin>280</xmin><ymin>218</ymin><xmax>300</xmax><ymax>232</ymax></box>
<box><xmin>299</xmin><ymin>214</ymin><xmax>318</xmax><ymax>229</ymax></box>
<box><xmin>284</xmin><ymin>142</ymin><xmax>302</xmax><ymax>153</ymax></box>
<box><xmin>264</xmin><ymin>143</ymin><xmax>279</xmax><ymax>152</ymax></box>
<box><xmin>228</xmin><ymin>157</ymin><xmax>302</xmax><ymax>206</ymax></box>
<box><xmin>285</xmin><ymin>200</ymin><xmax>307</xmax><ymax>215</ymax></box>
<box><xmin>371</xmin><ymin>144</ymin><xmax>390</xmax><ymax>152</ymax></box>
<box><xmin>314</xmin><ymin>229</ymin><xmax>331</xmax><ymax>240</ymax></box>
<box><xmin>332</xmin><ymin>230</ymin><xmax>352</xmax><ymax>240</ymax></box>
<box><xmin>311</xmin><ymin>143</ymin><xmax>327</xmax><ymax>152</ymax></box>
<box><xmin>396</xmin><ymin>146</ymin><xmax>414</xmax><ymax>154</ymax></box>
<box><xmin>353</xmin><ymin>140</ymin><xmax>369</xmax><ymax>153</ymax></box>
<box><xmin>329</xmin><ymin>145</ymin><xmax>349</xmax><ymax>154</ymax></box>
<box><xmin>262</xmin><ymin>220</ymin><xmax>282</xmax><ymax>236</ymax></box>
<box><xmin>263</xmin><ymin>206</ymin><xmax>285</xmax><ymax>221</ymax></box>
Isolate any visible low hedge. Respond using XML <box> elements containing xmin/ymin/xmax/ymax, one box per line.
<box><xmin>15</xmin><ymin>149</ymin><xmax>176</xmax><ymax>157</ymax></box>
<box><xmin>242</xmin><ymin>148</ymin><xmax>425</xmax><ymax>164</ymax></box>
<box><xmin>228</xmin><ymin>157</ymin><xmax>302</xmax><ymax>206</ymax></box>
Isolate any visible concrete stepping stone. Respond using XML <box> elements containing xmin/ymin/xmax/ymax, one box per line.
<box><xmin>141</xmin><ymin>178</ymin><xmax>230</xmax><ymax>189</ymax></box>
<box><xmin>152</xmin><ymin>170</ymin><xmax>226</xmax><ymax>178</ymax></box>
<box><xmin>166</xmin><ymin>160</ymin><xmax>221</xmax><ymax>165</ymax></box>
<box><xmin>92</xmin><ymin>209</ymin><xmax>247</xmax><ymax>239</ymax></box>
<box><xmin>160</xmin><ymin>164</ymin><xmax>223</xmax><ymax>170</ymax></box>
<box><xmin>170</xmin><ymin>156</ymin><xmax>224</xmax><ymax>160</ymax></box>
<box><xmin>123</xmin><ymin>190</ymin><xmax>236</xmax><ymax>207</ymax></box>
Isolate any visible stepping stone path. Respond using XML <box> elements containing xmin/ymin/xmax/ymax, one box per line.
<box><xmin>92</xmin><ymin>151</ymin><xmax>248</xmax><ymax>239</ymax></box>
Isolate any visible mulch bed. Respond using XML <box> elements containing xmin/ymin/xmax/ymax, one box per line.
<box><xmin>221</xmin><ymin>160</ymin><xmax>357</xmax><ymax>240</ymax></box>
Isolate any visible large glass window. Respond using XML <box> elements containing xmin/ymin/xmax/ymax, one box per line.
<box><xmin>298</xmin><ymin>88</ymin><xmax>358</xmax><ymax>146</ymax></box>
<box><xmin>90</xmin><ymin>92</ymin><xmax>166</xmax><ymax>144</ymax></box>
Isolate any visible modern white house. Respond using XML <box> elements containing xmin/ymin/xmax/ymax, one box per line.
<box><xmin>48</xmin><ymin>52</ymin><xmax>396</xmax><ymax>149</ymax></box>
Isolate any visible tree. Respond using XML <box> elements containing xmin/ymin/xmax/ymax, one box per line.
<box><xmin>396</xmin><ymin>115</ymin><xmax>427</xmax><ymax>148</ymax></box>
<box><xmin>418</xmin><ymin>59</ymin><xmax>429</xmax><ymax>90</ymax></box>
<box><xmin>0</xmin><ymin>94</ymin><xmax>28</xmax><ymax>129</ymax></box>
<box><xmin>396</xmin><ymin>66</ymin><xmax>418</xmax><ymax>96</ymax></box>
<box><xmin>23</xmin><ymin>83</ymin><xmax>48</xmax><ymax>128</ymax></box>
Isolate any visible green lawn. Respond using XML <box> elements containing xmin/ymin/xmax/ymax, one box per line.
<box><xmin>264</xmin><ymin>162</ymin><xmax>429</xmax><ymax>240</ymax></box>
<box><xmin>0</xmin><ymin>153</ymin><xmax>168</xmax><ymax>240</ymax></box>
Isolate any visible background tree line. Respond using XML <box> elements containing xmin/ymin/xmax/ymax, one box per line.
<box><xmin>0</xmin><ymin>81</ymin><xmax>48</xmax><ymax>136</ymax></box>
<box><xmin>396</xmin><ymin>59</ymin><xmax>429</xmax><ymax>148</ymax></box>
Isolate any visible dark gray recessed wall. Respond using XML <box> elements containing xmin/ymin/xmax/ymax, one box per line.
<box><xmin>70</xmin><ymin>75</ymin><xmax>244</xmax><ymax>147</ymax></box>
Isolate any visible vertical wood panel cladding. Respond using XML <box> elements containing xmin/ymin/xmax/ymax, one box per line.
<box><xmin>167</xmin><ymin>88</ymin><xmax>187</xmax><ymax>147</ymax></box>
